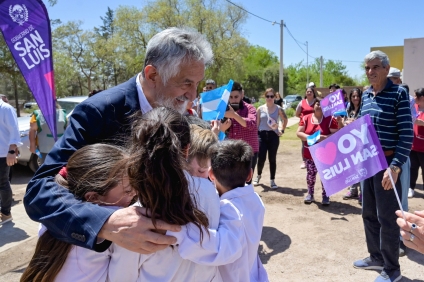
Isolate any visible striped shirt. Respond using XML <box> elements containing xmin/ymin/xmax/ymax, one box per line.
<box><xmin>359</xmin><ymin>79</ymin><xmax>413</xmax><ymax>167</ymax></box>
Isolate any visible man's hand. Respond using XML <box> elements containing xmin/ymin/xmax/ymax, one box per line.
<box><xmin>6</xmin><ymin>151</ymin><xmax>17</xmax><ymax>166</ymax></box>
<box><xmin>219</xmin><ymin>119</ymin><xmax>232</xmax><ymax>132</ymax></box>
<box><xmin>98</xmin><ymin>206</ymin><xmax>181</xmax><ymax>254</ymax></box>
<box><xmin>396</xmin><ymin>210</ymin><xmax>424</xmax><ymax>254</ymax></box>
<box><xmin>224</xmin><ymin>105</ymin><xmax>236</xmax><ymax>119</ymax></box>
<box><xmin>382</xmin><ymin>168</ymin><xmax>398</xmax><ymax>190</ymax></box>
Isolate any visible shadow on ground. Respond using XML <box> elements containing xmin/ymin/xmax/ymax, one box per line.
<box><xmin>10</xmin><ymin>164</ymin><xmax>34</xmax><ymax>186</ymax></box>
<box><xmin>0</xmin><ymin>223</ymin><xmax>30</xmax><ymax>248</ymax></box>
<box><xmin>405</xmin><ymin>248</ymin><xmax>424</xmax><ymax>266</ymax></box>
<box><xmin>259</xmin><ymin>226</ymin><xmax>291</xmax><ymax>264</ymax></box>
<box><xmin>401</xmin><ymin>277</ymin><xmax>424</xmax><ymax>282</ymax></box>
<box><xmin>258</xmin><ymin>185</ymin><xmax>308</xmax><ymax>197</ymax></box>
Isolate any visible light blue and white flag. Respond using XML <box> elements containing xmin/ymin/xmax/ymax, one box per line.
<box><xmin>307</xmin><ymin>130</ymin><xmax>321</xmax><ymax>146</ymax></box>
<box><xmin>200</xmin><ymin>80</ymin><xmax>234</xmax><ymax>121</ymax></box>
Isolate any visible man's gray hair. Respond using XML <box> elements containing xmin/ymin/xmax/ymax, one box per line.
<box><xmin>364</xmin><ymin>50</ymin><xmax>390</xmax><ymax>67</ymax></box>
<box><xmin>142</xmin><ymin>27</ymin><xmax>213</xmax><ymax>85</ymax></box>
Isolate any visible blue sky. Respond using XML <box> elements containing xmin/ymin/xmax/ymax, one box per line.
<box><xmin>47</xmin><ymin>0</ymin><xmax>424</xmax><ymax>80</ymax></box>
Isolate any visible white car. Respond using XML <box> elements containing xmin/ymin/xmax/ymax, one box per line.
<box><xmin>18</xmin><ymin>96</ymin><xmax>88</xmax><ymax>172</ymax></box>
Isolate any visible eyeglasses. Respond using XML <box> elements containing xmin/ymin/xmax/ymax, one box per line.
<box><xmin>364</xmin><ymin>65</ymin><xmax>382</xmax><ymax>72</ymax></box>
<box><xmin>266</xmin><ymin>95</ymin><xmax>275</xmax><ymax>98</ymax></box>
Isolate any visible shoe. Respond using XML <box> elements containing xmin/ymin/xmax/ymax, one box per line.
<box><xmin>300</xmin><ymin>162</ymin><xmax>306</xmax><ymax>169</ymax></box>
<box><xmin>253</xmin><ymin>175</ymin><xmax>261</xmax><ymax>186</ymax></box>
<box><xmin>374</xmin><ymin>269</ymin><xmax>402</xmax><ymax>282</ymax></box>
<box><xmin>358</xmin><ymin>194</ymin><xmax>362</xmax><ymax>205</ymax></box>
<box><xmin>408</xmin><ymin>188</ymin><xmax>414</xmax><ymax>198</ymax></box>
<box><xmin>304</xmin><ymin>194</ymin><xmax>315</xmax><ymax>204</ymax></box>
<box><xmin>322</xmin><ymin>196</ymin><xmax>330</xmax><ymax>205</ymax></box>
<box><xmin>0</xmin><ymin>213</ymin><xmax>13</xmax><ymax>225</ymax></box>
<box><xmin>343</xmin><ymin>189</ymin><xmax>358</xmax><ymax>200</ymax></box>
<box><xmin>353</xmin><ymin>257</ymin><xmax>384</xmax><ymax>270</ymax></box>
<box><xmin>270</xmin><ymin>179</ymin><xmax>278</xmax><ymax>189</ymax></box>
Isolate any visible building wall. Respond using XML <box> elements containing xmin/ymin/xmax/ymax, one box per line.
<box><xmin>403</xmin><ymin>38</ymin><xmax>424</xmax><ymax>93</ymax></box>
<box><xmin>370</xmin><ymin>46</ymin><xmax>404</xmax><ymax>70</ymax></box>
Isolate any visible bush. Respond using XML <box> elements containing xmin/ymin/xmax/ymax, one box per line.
<box><xmin>290</xmin><ymin>101</ymin><xmax>300</xmax><ymax>110</ymax></box>
<box><xmin>285</xmin><ymin>108</ymin><xmax>295</xmax><ymax>118</ymax></box>
<box><xmin>254</xmin><ymin>98</ymin><xmax>265</xmax><ymax>109</ymax></box>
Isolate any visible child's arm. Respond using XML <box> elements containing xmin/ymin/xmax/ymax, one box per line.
<box><xmin>167</xmin><ymin>199</ymin><xmax>244</xmax><ymax>266</ymax></box>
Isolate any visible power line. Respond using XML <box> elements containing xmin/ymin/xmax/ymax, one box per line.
<box><xmin>224</xmin><ymin>0</ymin><xmax>275</xmax><ymax>24</ymax></box>
<box><xmin>224</xmin><ymin>0</ymin><xmax>362</xmax><ymax>64</ymax></box>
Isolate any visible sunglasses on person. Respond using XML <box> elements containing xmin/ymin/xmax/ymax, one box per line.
<box><xmin>266</xmin><ymin>95</ymin><xmax>275</xmax><ymax>98</ymax></box>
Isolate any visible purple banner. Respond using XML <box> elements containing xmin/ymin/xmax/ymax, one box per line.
<box><xmin>321</xmin><ymin>89</ymin><xmax>346</xmax><ymax>118</ymax></box>
<box><xmin>0</xmin><ymin>0</ymin><xmax>57</xmax><ymax>139</ymax></box>
<box><xmin>309</xmin><ymin>115</ymin><xmax>388</xmax><ymax>196</ymax></box>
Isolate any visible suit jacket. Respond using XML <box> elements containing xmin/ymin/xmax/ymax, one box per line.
<box><xmin>24</xmin><ymin>76</ymin><xmax>140</xmax><ymax>251</ymax></box>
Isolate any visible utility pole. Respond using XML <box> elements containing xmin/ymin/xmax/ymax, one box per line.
<box><xmin>306</xmin><ymin>41</ymin><xmax>309</xmax><ymax>86</ymax></box>
<box><xmin>320</xmin><ymin>56</ymin><xmax>323</xmax><ymax>87</ymax></box>
<box><xmin>279</xmin><ymin>20</ymin><xmax>284</xmax><ymax>97</ymax></box>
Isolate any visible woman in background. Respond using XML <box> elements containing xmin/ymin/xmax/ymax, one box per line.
<box><xmin>337</xmin><ymin>88</ymin><xmax>363</xmax><ymax>204</ymax></box>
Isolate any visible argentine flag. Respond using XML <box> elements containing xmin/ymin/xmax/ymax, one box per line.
<box><xmin>200</xmin><ymin>80</ymin><xmax>234</xmax><ymax>121</ymax></box>
<box><xmin>307</xmin><ymin>130</ymin><xmax>321</xmax><ymax>146</ymax></box>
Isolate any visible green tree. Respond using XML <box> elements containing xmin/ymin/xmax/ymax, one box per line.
<box><xmin>53</xmin><ymin>21</ymin><xmax>104</xmax><ymax>93</ymax></box>
<box><xmin>241</xmin><ymin>45</ymin><xmax>278</xmax><ymax>98</ymax></box>
<box><xmin>285</xmin><ymin>58</ymin><xmax>357</xmax><ymax>95</ymax></box>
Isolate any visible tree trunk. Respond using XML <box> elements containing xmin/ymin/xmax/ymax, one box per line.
<box><xmin>13</xmin><ymin>76</ymin><xmax>20</xmax><ymax>117</ymax></box>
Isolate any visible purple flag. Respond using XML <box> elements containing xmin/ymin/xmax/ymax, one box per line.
<box><xmin>309</xmin><ymin>115</ymin><xmax>388</xmax><ymax>196</ymax></box>
<box><xmin>0</xmin><ymin>0</ymin><xmax>57</xmax><ymax>139</ymax></box>
<box><xmin>320</xmin><ymin>89</ymin><xmax>346</xmax><ymax>118</ymax></box>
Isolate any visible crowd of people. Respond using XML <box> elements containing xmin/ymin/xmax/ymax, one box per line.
<box><xmin>0</xmin><ymin>27</ymin><xmax>423</xmax><ymax>282</ymax></box>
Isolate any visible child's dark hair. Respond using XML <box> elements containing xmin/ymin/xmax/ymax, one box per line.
<box><xmin>21</xmin><ymin>144</ymin><xmax>129</xmax><ymax>282</ymax></box>
<box><xmin>209</xmin><ymin>139</ymin><xmax>253</xmax><ymax>189</ymax></box>
<box><xmin>127</xmin><ymin>107</ymin><xmax>209</xmax><ymax>240</ymax></box>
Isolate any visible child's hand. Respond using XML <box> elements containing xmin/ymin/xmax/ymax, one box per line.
<box><xmin>211</xmin><ymin>120</ymin><xmax>221</xmax><ymax>136</ymax></box>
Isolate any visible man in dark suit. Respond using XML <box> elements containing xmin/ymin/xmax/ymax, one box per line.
<box><xmin>24</xmin><ymin>27</ymin><xmax>213</xmax><ymax>253</ymax></box>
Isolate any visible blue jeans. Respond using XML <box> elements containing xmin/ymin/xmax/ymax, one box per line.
<box><xmin>400</xmin><ymin>158</ymin><xmax>410</xmax><ymax>211</ymax></box>
<box><xmin>0</xmin><ymin>158</ymin><xmax>13</xmax><ymax>216</ymax></box>
<box><xmin>362</xmin><ymin>156</ymin><xmax>401</xmax><ymax>274</ymax></box>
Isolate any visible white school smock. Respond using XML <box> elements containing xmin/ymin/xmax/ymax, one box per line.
<box><xmin>168</xmin><ymin>184</ymin><xmax>268</xmax><ymax>282</ymax></box>
<box><xmin>38</xmin><ymin>206</ymin><xmax>120</xmax><ymax>282</ymax></box>
<box><xmin>107</xmin><ymin>174</ymin><xmax>222</xmax><ymax>282</ymax></box>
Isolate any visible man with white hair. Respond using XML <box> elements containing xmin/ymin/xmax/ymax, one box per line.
<box><xmin>353</xmin><ymin>50</ymin><xmax>413</xmax><ymax>282</ymax></box>
<box><xmin>25</xmin><ymin>27</ymin><xmax>214</xmax><ymax>254</ymax></box>
<box><xmin>387</xmin><ymin>67</ymin><xmax>402</xmax><ymax>84</ymax></box>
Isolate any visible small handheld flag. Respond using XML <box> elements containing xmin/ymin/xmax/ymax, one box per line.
<box><xmin>307</xmin><ymin>131</ymin><xmax>320</xmax><ymax>146</ymax></box>
<box><xmin>200</xmin><ymin>80</ymin><xmax>233</xmax><ymax>121</ymax></box>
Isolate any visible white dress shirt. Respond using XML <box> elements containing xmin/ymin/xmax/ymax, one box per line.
<box><xmin>0</xmin><ymin>100</ymin><xmax>22</xmax><ymax>157</ymax></box>
<box><xmin>136</xmin><ymin>73</ymin><xmax>153</xmax><ymax>114</ymax></box>
<box><xmin>107</xmin><ymin>175</ymin><xmax>222</xmax><ymax>282</ymax></box>
<box><xmin>168</xmin><ymin>184</ymin><xmax>268</xmax><ymax>282</ymax></box>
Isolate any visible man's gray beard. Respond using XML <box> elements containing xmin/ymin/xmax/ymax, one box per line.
<box><xmin>156</xmin><ymin>94</ymin><xmax>187</xmax><ymax>114</ymax></box>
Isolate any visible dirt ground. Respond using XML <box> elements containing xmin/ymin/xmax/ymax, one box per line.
<box><xmin>258</xmin><ymin>136</ymin><xmax>424</xmax><ymax>281</ymax></box>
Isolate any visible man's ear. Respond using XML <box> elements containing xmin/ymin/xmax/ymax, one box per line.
<box><xmin>246</xmin><ymin>168</ymin><xmax>253</xmax><ymax>183</ymax></box>
<box><xmin>85</xmin><ymin>192</ymin><xmax>100</xmax><ymax>203</ymax></box>
<box><xmin>144</xmin><ymin>65</ymin><xmax>159</xmax><ymax>84</ymax></box>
